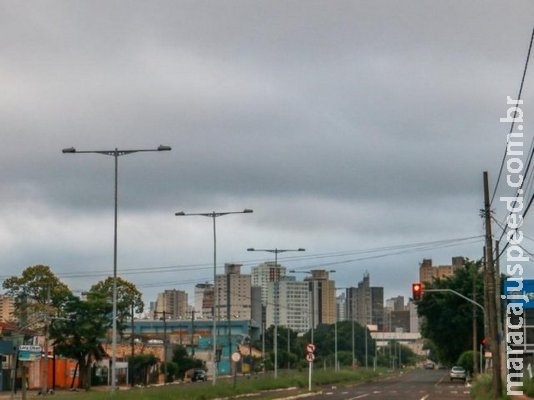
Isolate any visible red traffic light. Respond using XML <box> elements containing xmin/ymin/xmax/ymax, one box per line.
<box><xmin>412</xmin><ymin>282</ymin><xmax>423</xmax><ymax>301</ymax></box>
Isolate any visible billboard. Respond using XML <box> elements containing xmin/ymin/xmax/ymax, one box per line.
<box><xmin>503</xmin><ymin>278</ymin><xmax>534</xmax><ymax>309</ymax></box>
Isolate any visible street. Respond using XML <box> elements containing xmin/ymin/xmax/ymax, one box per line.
<box><xmin>273</xmin><ymin>369</ymin><xmax>472</xmax><ymax>400</ymax></box>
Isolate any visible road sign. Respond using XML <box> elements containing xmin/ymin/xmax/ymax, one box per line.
<box><xmin>306</xmin><ymin>343</ymin><xmax>316</xmax><ymax>353</ymax></box>
<box><xmin>306</xmin><ymin>353</ymin><xmax>315</xmax><ymax>362</ymax></box>
<box><xmin>18</xmin><ymin>351</ymin><xmax>41</xmax><ymax>361</ymax></box>
<box><xmin>18</xmin><ymin>345</ymin><xmax>42</xmax><ymax>352</ymax></box>
<box><xmin>231</xmin><ymin>352</ymin><xmax>241</xmax><ymax>363</ymax></box>
<box><xmin>18</xmin><ymin>345</ymin><xmax>43</xmax><ymax>361</ymax></box>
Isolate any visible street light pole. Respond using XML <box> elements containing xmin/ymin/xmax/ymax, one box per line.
<box><xmin>334</xmin><ymin>315</ymin><xmax>338</xmax><ymax>371</ymax></box>
<box><xmin>352</xmin><ymin>318</ymin><xmax>355</xmax><ymax>368</ymax></box>
<box><xmin>63</xmin><ymin>145</ymin><xmax>171</xmax><ymax>392</ymax></box>
<box><xmin>176</xmin><ymin>209</ymin><xmax>253</xmax><ymax>385</ymax></box>
<box><xmin>248</xmin><ymin>248</ymin><xmax>305</xmax><ymax>379</ymax></box>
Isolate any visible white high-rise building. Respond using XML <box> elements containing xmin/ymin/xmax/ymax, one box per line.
<box><xmin>251</xmin><ymin>262</ymin><xmax>287</xmax><ymax>306</ymax></box>
<box><xmin>336</xmin><ymin>292</ymin><xmax>346</xmax><ymax>321</ymax></box>
<box><xmin>266</xmin><ymin>278</ymin><xmax>310</xmax><ymax>333</ymax></box>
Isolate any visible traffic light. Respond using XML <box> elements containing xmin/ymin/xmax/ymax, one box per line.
<box><xmin>412</xmin><ymin>282</ymin><xmax>423</xmax><ymax>301</ymax></box>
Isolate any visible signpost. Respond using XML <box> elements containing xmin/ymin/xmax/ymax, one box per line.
<box><xmin>16</xmin><ymin>345</ymin><xmax>42</xmax><ymax>400</ymax></box>
<box><xmin>231</xmin><ymin>352</ymin><xmax>241</xmax><ymax>388</ymax></box>
<box><xmin>305</xmin><ymin>343</ymin><xmax>315</xmax><ymax>391</ymax></box>
<box><xmin>18</xmin><ymin>345</ymin><xmax>42</xmax><ymax>361</ymax></box>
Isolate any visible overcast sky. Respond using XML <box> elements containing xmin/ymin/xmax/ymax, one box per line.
<box><xmin>1</xmin><ymin>1</ymin><xmax>533</xmax><ymax>309</ymax></box>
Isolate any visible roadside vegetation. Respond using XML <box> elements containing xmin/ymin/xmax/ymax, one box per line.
<box><xmin>470</xmin><ymin>373</ymin><xmax>534</xmax><ymax>399</ymax></box>
<box><xmin>35</xmin><ymin>368</ymin><xmax>391</xmax><ymax>400</ymax></box>
<box><xmin>468</xmin><ymin>373</ymin><xmax>531</xmax><ymax>400</ymax></box>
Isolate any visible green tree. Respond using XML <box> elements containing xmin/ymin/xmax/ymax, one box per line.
<box><xmin>416</xmin><ymin>259</ymin><xmax>484</xmax><ymax>366</ymax></box>
<box><xmin>50</xmin><ymin>293</ymin><xmax>112</xmax><ymax>390</ymax></box>
<box><xmin>89</xmin><ymin>276</ymin><xmax>144</xmax><ymax>337</ymax></box>
<box><xmin>457</xmin><ymin>350</ymin><xmax>478</xmax><ymax>374</ymax></box>
<box><xmin>292</xmin><ymin>321</ymin><xmax>378</xmax><ymax>368</ymax></box>
<box><xmin>2</xmin><ymin>265</ymin><xmax>72</xmax><ymax>327</ymax></box>
<box><xmin>171</xmin><ymin>345</ymin><xmax>204</xmax><ymax>380</ymax></box>
<box><xmin>130</xmin><ymin>354</ymin><xmax>159</xmax><ymax>386</ymax></box>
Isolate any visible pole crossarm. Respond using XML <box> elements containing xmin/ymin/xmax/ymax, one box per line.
<box><xmin>176</xmin><ymin>209</ymin><xmax>253</xmax><ymax>218</ymax></box>
<box><xmin>62</xmin><ymin>145</ymin><xmax>171</xmax><ymax>156</ymax></box>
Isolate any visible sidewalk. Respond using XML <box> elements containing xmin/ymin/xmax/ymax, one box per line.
<box><xmin>0</xmin><ymin>388</ymin><xmax>106</xmax><ymax>400</ymax></box>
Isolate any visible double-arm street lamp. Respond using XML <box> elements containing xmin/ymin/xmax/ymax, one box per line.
<box><xmin>176</xmin><ymin>209</ymin><xmax>253</xmax><ymax>384</ymax></box>
<box><xmin>62</xmin><ymin>145</ymin><xmax>171</xmax><ymax>391</ymax></box>
<box><xmin>247</xmin><ymin>248</ymin><xmax>305</xmax><ymax>379</ymax></box>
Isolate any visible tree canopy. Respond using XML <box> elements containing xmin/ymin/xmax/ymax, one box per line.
<box><xmin>3</xmin><ymin>265</ymin><xmax>145</xmax><ymax>390</ymax></box>
<box><xmin>90</xmin><ymin>276</ymin><xmax>144</xmax><ymax>335</ymax></box>
<box><xmin>415</xmin><ymin>259</ymin><xmax>484</xmax><ymax>365</ymax></box>
<box><xmin>2</xmin><ymin>264</ymin><xmax>72</xmax><ymax>327</ymax></box>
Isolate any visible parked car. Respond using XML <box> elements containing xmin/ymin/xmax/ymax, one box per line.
<box><xmin>449</xmin><ymin>366</ymin><xmax>467</xmax><ymax>382</ymax></box>
<box><xmin>424</xmin><ymin>361</ymin><xmax>435</xmax><ymax>369</ymax></box>
<box><xmin>191</xmin><ymin>369</ymin><xmax>207</xmax><ymax>382</ymax></box>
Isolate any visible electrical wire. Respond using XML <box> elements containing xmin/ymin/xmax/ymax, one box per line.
<box><xmin>491</xmin><ymin>27</ymin><xmax>534</xmax><ymax>205</ymax></box>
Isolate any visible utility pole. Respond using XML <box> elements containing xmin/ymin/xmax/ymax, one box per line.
<box><xmin>191</xmin><ymin>309</ymin><xmax>195</xmax><ymax>356</ymax></box>
<box><xmin>130</xmin><ymin>303</ymin><xmax>135</xmax><ymax>387</ymax></box>
<box><xmin>472</xmin><ymin>263</ymin><xmax>478</xmax><ymax>375</ymax></box>
<box><xmin>154</xmin><ymin>310</ymin><xmax>168</xmax><ymax>384</ymax></box>
<box><xmin>163</xmin><ymin>311</ymin><xmax>167</xmax><ymax>385</ymax></box>
<box><xmin>41</xmin><ymin>285</ymin><xmax>51</xmax><ymax>396</ymax></box>
<box><xmin>483</xmin><ymin>171</ymin><xmax>502</xmax><ymax>397</ymax></box>
<box><xmin>226</xmin><ymin>271</ymin><xmax>232</xmax><ymax>376</ymax></box>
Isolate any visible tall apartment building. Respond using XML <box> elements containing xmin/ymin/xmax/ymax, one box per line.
<box><xmin>385</xmin><ymin>296</ymin><xmax>405</xmax><ymax>311</ymax></box>
<box><xmin>336</xmin><ymin>292</ymin><xmax>346</xmax><ymax>321</ymax></box>
<box><xmin>419</xmin><ymin>256</ymin><xmax>465</xmax><ymax>283</ymax></box>
<box><xmin>266</xmin><ymin>277</ymin><xmax>310</xmax><ymax>333</ymax></box>
<box><xmin>216</xmin><ymin>263</ymin><xmax>252</xmax><ymax>321</ymax></box>
<box><xmin>194</xmin><ymin>282</ymin><xmax>214</xmax><ymax>320</ymax></box>
<box><xmin>0</xmin><ymin>295</ymin><xmax>15</xmax><ymax>322</ymax></box>
<box><xmin>154</xmin><ymin>289</ymin><xmax>188</xmax><ymax>319</ymax></box>
<box><xmin>251</xmin><ymin>261</ymin><xmax>287</xmax><ymax>306</ymax></box>
<box><xmin>305</xmin><ymin>270</ymin><xmax>336</xmax><ymax>327</ymax></box>
<box><xmin>346</xmin><ymin>272</ymin><xmax>384</xmax><ymax>330</ymax></box>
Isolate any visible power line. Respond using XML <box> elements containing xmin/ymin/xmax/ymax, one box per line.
<box><xmin>491</xmin><ymin>27</ymin><xmax>534</xmax><ymax>204</ymax></box>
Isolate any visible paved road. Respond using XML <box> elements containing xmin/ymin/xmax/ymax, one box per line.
<box><xmin>278</xmin><ymin>369</ymin><xmax>472</xmax><ymax>400</ymax></box>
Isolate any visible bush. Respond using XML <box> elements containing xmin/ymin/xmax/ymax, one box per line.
<box><xmin>456</xmin><ymin>350</ymin><xmax>479</xmax><ymax>374</ymax></box>
<box><xmin>524</xmin><ymin>377</ymin><xmax>534</xmax><ymax>397</ymax></box>
<box><xmin>470</xmin><ymin>373</ymin><xmax>494</xmax><ymax>400</ymax></box>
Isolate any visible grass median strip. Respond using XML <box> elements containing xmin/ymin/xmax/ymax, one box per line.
<box><xmin>36</xmin><ymin>368</ymin><xmax>391</xmax><ymax>400</ymax></box>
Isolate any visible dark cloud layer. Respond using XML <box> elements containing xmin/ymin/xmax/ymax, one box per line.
<box><xmin>1</xmin><ymin>1</ymin><xmax>533</xmax><ymax>305</ymax></box>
